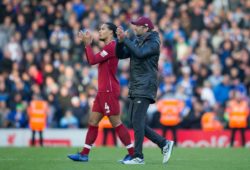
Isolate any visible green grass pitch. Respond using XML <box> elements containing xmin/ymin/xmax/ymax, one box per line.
<box><xmin>0</xmin><ymin>147</ymin><xmax>249</xmax><ymax>170</ymax></box>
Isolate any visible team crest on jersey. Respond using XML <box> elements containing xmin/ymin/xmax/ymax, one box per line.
<box><xmin>100</xmin><ymin>50</ymin><xmax>108</xmax><ymax>57</ymax></box>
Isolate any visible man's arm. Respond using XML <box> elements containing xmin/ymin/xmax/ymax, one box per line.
<box><xmin>116</xmin><ymin>26</ymin><xmax>131</xmax><ymax>59</ymax></box>
<box><xmin>85</xmin><ymin>45</ymin><xmax>114</xmax><ymax>65</ymax></box>
<box><xmin>79</xmin><ymin>30</ymin><xmax>114</xmax><ymax>65</ymax></box>
<box><xmin>123</xmin><ymin>38</ymin><xmax>160</xmax><ymax>59</ymax></box>
<box><xmin>116</xmin><ymin>42</ymin><xmax>131</xmax><ymax>59</ymax></box>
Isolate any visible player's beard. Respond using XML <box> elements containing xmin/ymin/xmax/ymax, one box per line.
<box><xmin>99</xmin><ymin>38</ymin><xmax>105</xmax><ymax>41</ymax></box>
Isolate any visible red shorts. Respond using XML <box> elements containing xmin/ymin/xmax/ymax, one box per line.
<box><xmin>92</xmin><ymin>92</ymin><xmax>120</xmax><ymax>116</ymax></box>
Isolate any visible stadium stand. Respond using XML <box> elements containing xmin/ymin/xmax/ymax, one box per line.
<box><xmin>0</xmin><ymin>0</ymin><xmax>249</xmax><ymax>131</ymax></box>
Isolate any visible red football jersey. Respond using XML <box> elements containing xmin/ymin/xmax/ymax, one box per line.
<box><xmin>85</xmin><ymin>40</ymin><xmax>120</xmax><ymax>94</ymax></box>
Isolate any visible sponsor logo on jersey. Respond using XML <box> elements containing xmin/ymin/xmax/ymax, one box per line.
<box><xmin>100</xmin><ymin>50</ymin><xmax>108</xmax><ymax>57</ymax></box>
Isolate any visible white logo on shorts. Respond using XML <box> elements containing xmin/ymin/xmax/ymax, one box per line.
<box><xmin>105</xmin><ymin>102</ymin><xmax>110</xmax><ymax>113</ymax></box>
<box><xmin>137</xmin><ymin>101</ymin><xmax>141</xmax><ymax>104</ymax></box>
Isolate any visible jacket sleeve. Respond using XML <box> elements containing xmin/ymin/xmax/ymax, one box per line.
<box><xmin>115</xmin><ymin>42</ymin><xmax>131</xmax><ymax>59</ymax></box>
<box><xmin>123</xmin><ymin>38</ymin><xmax>160</xmax><ymax>59</ymax></box>
<box><xmin>85</xmin><ymin>45</ymin><xmax>114</xmax><ymax>65</ymax></box>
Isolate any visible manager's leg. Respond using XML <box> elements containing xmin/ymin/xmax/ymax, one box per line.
<box><xmin>131</xmin><ymin>98</ymin><xmax>149</xmax><ymax>159</ymax></box>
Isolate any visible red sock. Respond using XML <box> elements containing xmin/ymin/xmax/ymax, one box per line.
<box><xmin>115</xmin><ymin>124</ymin><xmax>134</xmax><ymax>156</ymax></box>
<box><xmin>80</xmin><ymin>125</ymin><xmax>98</xmax><ymax>155</ymax></box>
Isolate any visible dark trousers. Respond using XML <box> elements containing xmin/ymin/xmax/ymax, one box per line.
<box><xmin>162</xmin><ymin>126</ymin><xmax>177</xmax><ymax>146</ymax></box>
<box><xmin>128</xmin><ymin>97</ymin><xmax>166</xmax><ymax>159</ymax></box>
<box><xmin>230</xmin><ymin>128</ymin><xmax>246</xmax><ymax>147</ymax></box>
<box><xmin>31</xmin><ymin>130</ymin><xmax>43</xmax><ymax>147</ymax></box>
<box><xmin>102</xmin><ymin>128</ymin><xmax>117</xmax><ymax>146</ymax></box>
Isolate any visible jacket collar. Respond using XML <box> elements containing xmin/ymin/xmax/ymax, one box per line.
<box><xmin>136</xmin><ymin>32</ymin><xmax>151</xmax><ymax>46</ymax></box>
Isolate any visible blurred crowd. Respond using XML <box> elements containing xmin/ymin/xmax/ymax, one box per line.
<box><xmin>0</xmin><ymin>0</ymin><xmax>250</xmax><ymax>129</ymax></box>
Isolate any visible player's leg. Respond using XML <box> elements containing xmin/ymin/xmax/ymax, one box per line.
<box><xmin>106</xmin><ymin>92</ymin><xmax>134</xmax><ymax>161</ymax></box>
<box><xmin>68</xmin><ymin>94</ymin><xmax>103</xmax><ymax>162</ymax></box>
<box><xmin>67</xmin><ymin>111</ymin><xmax>103</xmax><ymax>162</ymax></box>
<box><xmin>109</xmin><ymin>115</ymin><xmax>134</xmax><ymax>157</ymax></box>
<box><xmin>80</xmin><ymin>112</ymin><xmax>103</xmax><ymax>155</ymax></box>
<box><xmin>80</xmin><ymin>93</ymin><xmax>103</xmax><ymax>156</ymax></box>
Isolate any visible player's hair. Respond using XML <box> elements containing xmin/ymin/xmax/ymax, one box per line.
<box><xmin>105</xmin><ymin>22</ymin><xmax>117</xmax><ymax>38</ymax></box>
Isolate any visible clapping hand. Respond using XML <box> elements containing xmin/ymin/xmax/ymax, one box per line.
<box><xmin>78</xmin><ymin>29</ymin><xmax>93</xmax><ymax>45</ymax></box>
<box><xmin>116</xmin><ymin>26</ymin><xmax>126</xmax><ymax>42</ymax></box>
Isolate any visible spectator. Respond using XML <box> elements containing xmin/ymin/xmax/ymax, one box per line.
<box><xmin>16</xmin><ymin>14</ymin><xmax>29</xmax><ymax>41</ymax></box>
<box><xmin>181</xmin><ymin>98</ymin><xmax>204</xmax><ymax>129</ymax></box>
<box><xmin>5</xmin><ymin>34</ymin><xmax>23</xmax><ymax>62</ymax></box>
<box><xmin>213</xmin><ymin>74</ymin><xmax>232</xmax><ymax>106</ymax></box>
<box><xmin>60</xmin><ymin>110</ymin><xmax>78</xmax><ymax>128</ymax></box>
<box><xmin>201</xmin><ymin>81</ymin><xmax>216</xmax><ymax>107</ymax></box>
<box><xmin>0</xmin><ymin>16</ymin><xmax>15</xmax><ymax>51</ymax></box>
<box><xmin>195</xmin><ymin>37</ymin><xmax>212</xmax><ymax>65</ymax></box>
<box><xmin>28</xmin><ymin>65</ymin><xmax>43</xmax><ymax>86</ymax></box>
<box><xmin>70</xmin><ymin>96</ymin><xmax>88</xmax><ymax>128</ymax></box>
<box><xmin>0</xmin><ymin>100</ymin><xmax>10</xmax><ymax>127</ymax></box>
<box><xmin>7</xmin><ymin>103</ymin><xmax>27</xmax><ymax>128</ymax></box>
<box><xmin>177</xmin><ymin>66</ymin><xmax>194</xmax><ymax>97</ymax></box>
<box><xmin>208</xmin><ymin>65</ymin><xmax>223</xmax><ymax>87</ymax></box>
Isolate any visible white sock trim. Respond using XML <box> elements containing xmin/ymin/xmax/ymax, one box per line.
<box><xmin>126</xmin><ymin>143</ymin><xmax>134</xmax><ymax>149</ymax></box>
<box><xmin>84</xmin><ymin>144</ymin><xmax>92</xmax><ymax>149</ymax></box>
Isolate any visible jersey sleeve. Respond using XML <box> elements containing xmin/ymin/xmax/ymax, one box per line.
<box><xmin>85</xmin><ymin>42</ymin><xmax>115</xmax><ymax>65</ymax></box>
